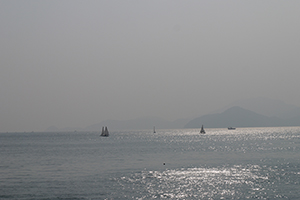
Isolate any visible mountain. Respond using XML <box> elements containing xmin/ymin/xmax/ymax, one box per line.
<box><xmin>215</xmin><ymin>97</ymin><xmax>300</xmax><ymax>119</ymax></box>
<box><xmin>45</xmin><ymin>125</ymin><xmax>84</xmax><ymax>132</ymax></box>
<box><xmin>184</xmin><ymin>106</ymin><xmax>286</xmax><ymax>128</ymax></box>
<box><xmin>85</xmin><ymin>117</ymin><xmax>191</xmax><ymax>131</ymax></box>
<box><xmin>45</xmin><ymin>126</ymin><xmax>60</xmax><ymax>132</ymax></box>
<box><xmin>45</xmin><ymin>98</ymin><xmax>300</xmax><ymax>131</ymax></box>
<box><xmin>46</xmin><ymin>117</ymin><xmax>191</xmax><ymax>132</ymax></box>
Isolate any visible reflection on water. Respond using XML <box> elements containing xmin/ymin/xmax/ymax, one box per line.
<box><xmin>1</xmin><ymin>127</ymin><xmax>300</xmax><ymax>199</ymax></box>
<box><xmin>116</xmin><ymin>164</ymin><xmax>300</xmax><ymax>199</ymax></box>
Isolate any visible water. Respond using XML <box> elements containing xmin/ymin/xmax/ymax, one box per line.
<box><xmin>1</xmin><ymin>127</ymin><xmax>300</xmax><ymax>199</ymax></box>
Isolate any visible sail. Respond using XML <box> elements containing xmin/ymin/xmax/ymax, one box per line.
<box><xmin>105</xmin><ymin>126</ymin><xmax>109</xmax><ymax>136</ymax></box>
<box><xmin>200</xmin><ymin>125</ymin><xmax>205</xmax><ymax>134</ymax></box>
<box><xmin>101</xmin><ymin>126</ymin><xmax>109</xmax><ymax>137</ymax></box>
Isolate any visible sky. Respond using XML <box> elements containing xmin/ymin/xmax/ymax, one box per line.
<box><xmin>1</xmin><ymin>1</ymin><xmax>300</xmax><ymax>132</ymax></box>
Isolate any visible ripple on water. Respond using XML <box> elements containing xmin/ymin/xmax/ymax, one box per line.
<box><xmin>116</xmin><ymin>164</ymin><xmax>298</xmax><ymax>199</ymax></box>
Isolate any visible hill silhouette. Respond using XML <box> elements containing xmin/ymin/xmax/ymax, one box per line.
<box><xmin>46</xmin><ymin>98</ymin><xmax>300</xmax><ymax>131</ymax></box>
<box><xmin>184</xmin><ymin>106</ymin><xmax>286</xmax><ymax>128</ymax></box>
<box><xmin>46</xmin><ymin>117</ymin><xmax>191</xmax><ymax>132</ymax></box>
<box><xmin>214</xmin><ymin>97</ymin><xmax>300</xmax><ymax>119</ymax></box>
<box><xmin>85</xmin><ymin>117</ymin><xmax>190</xmax><ymax>131</ymax></box>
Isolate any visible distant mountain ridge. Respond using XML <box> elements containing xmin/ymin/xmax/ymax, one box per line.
<box><xmin>215</xmin><ymin>97</ymin><xmax>300</xmax><ymax>119</ymax></box>
<box><xmin>184</xmin><ymin>106</ymin><xmax>298</xmax><ymax>128</ymax></box>
<box><xmin>84</xmin><ymin>117</ymin><xmax>190</xmax><ymax>131</ymax></box>
<box><xmin>46</xmin><ymin>98</ymin><xmax>300</xmax><ymax>132</ymax></box>
<box><xmin>46</xmin><ymin>117</ymin><xmax>191</xmax><ymax>132</ymax></box>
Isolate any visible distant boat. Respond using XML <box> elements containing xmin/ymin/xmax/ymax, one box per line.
<box><xmin>200</xmin><ymin>125</ymin><xmax>205</xmax><ymax>134</ymax></box>
<box><xmin>153</xmin><ymin>126</ymin><xmax>156</xmax><ymax>133</ymax></box>
<box><xmin>100</xmin><ymin>126</ymin><xmax>109</xmax><ymax>137</ymax></box>
<box><xmin>228</xmin><ymin>127</ymin><xmax>236</xmax><ymax>130</ymax></box>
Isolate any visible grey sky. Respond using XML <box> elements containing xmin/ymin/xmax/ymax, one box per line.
<box><xmin>1</xmin><ymin>1</ymin><xmax>300</xmax><ymax>132</ymax></box>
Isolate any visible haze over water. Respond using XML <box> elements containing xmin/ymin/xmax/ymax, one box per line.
<box><xmin>1</xmin><ymin>127</ymin><xmax>299</xmax><ymax>199</ymax></box>
<box><xmin>1</xmin><ymin>1</ymin><xmax>300</xmax><ymax>132</ymax></box>
<box><xmin>2</xmin><ymin>2</ymin><xmax>300</xmax><ymax>197</ymax></box>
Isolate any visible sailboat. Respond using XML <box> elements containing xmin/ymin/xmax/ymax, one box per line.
<box><xmin>153</xmin><ymin>126</ymin><xmax>156</xmax><ymax>133</ymax></box>
<box><xmin>100</xmin><ymin>126</ymin><xmax>109</xmax><ymax>137</ymax></box>
<box><xmin>200</xmin><ymin>125</ymin><xmax>205</xmax><ymax>134</ymax></box>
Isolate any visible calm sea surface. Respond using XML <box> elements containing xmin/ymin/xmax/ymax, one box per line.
<box><xmin>1</xmin><ymin>127</ymin><xmax>300</xmax><ymax>199</ymax></box>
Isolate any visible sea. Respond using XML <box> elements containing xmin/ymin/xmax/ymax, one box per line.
<box><xmin>1</xmin><ymin>127</ymin><xmax>300</xmax><ymax>199</ymax></box>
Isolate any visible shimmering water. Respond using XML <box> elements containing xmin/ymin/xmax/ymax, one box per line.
<box><xmin>1</xmin><ymin>127</ymin><xmax>300</xmax><ymax>199</ymax></box>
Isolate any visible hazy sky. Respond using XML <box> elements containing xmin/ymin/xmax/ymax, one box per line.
<box><xmin>1</xmin><ymin>1</ymin><xmax>300</xmax><ymax>132</ymax></box>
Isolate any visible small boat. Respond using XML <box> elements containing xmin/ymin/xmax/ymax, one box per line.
<box><xmin>200</xmin><ymin>125</ymin><xmax>205</xmax><ymax>134</ymax></box>
<box><xmin>100</xmin><ymin>126</ymin><xmax>109</xmax><ymax>137</ymax></box>
<box><xmin>153</xmin><ymin>126</ymin><xmax>156</xmax><ymax>133</ymax></box>
<box><xmin>228</xmin><ymin>127</ymin><xmax>236</xmax><ymax>130</ymax></box>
